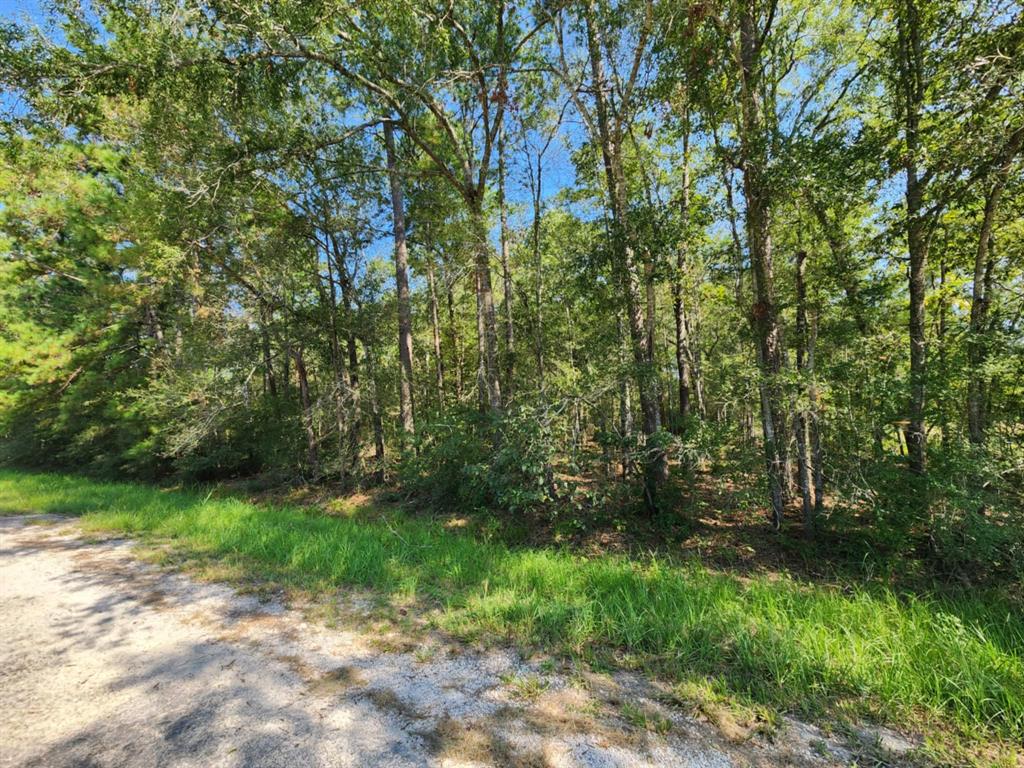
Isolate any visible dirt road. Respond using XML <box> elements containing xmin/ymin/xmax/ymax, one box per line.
<box><xmin>0</xmin><ymin>516</ymin><xmax>851</xmax><ymax>767</ymax></box>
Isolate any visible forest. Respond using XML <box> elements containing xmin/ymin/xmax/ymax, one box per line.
<box><xmin>0</xmin><ymin>0</ymin><xmax>1022</xmax><ymax>760</ymax></box>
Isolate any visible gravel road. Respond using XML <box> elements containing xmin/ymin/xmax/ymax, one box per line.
<box><xmin>0</xmin><ymin>515</ymin><xmax>852</xmax><ymax>767</ymax></box>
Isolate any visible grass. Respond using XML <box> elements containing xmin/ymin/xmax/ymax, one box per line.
<box><xmin>1</xmin><ymin>469</ymin><xmax>1022</xmax><ymax>753</ymax></box>
<box><xmin>621</xmin><ymin>701</ymin><xmax>673</xmax><ymax>735</ymax></box>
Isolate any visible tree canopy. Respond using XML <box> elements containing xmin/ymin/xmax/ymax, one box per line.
<box><xmin>1</xmin><ymin>0</ymin><xmax>1022</xmax><ymax>578</ymax></box>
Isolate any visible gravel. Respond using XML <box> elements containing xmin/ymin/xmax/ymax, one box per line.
<box><xmin>0</xmin><ymin>515</ymin><xmax>852</xmax><ymax>767</ymax></box>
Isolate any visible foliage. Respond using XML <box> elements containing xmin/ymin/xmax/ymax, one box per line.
<box><xmin>399</xmin><ymin>405</ymin><xmax>560</xmax><ymax>514</ymax></box>
<box><xmin>925</xmin><ymin>445</ymin><xmax>1024</xmax><ymax>582</ymax></box>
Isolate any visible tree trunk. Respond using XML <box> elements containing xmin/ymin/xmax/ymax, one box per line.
<box><xmin>617</xmin><ymin>315</ymin><xmax>634</xmax><ymax>480</ymax></box>
<box><xmin>345</xmin><ymin>339</ymin><xmax>362</xmax><ymax>474</ymax></box>
<box><xmin>426</xmin><ymin>256</ymin><xmax>446</xmax><ymax>406</ymax></box>
<box><xmin>497</xmin><ymin>129</ymin><xmax>515</xmax><ymax>400</ymax></box>
<box><xmin>322</xmin><ymin>254</ymin><xmax>350</xmax><ymax>478</ymax></box>
<box><xmin>794</xmin><ymin>249</ymin><xmax>820</xmax><ymax>536</ymax></box>
<box><xmin>937</xmin><ymin>258</ymin><xmax>949</xmax><ymax>444</ymax></box>
<box><xmin>442</xmin><ymin>258</ymin><xmax>464</xmax><ymax>401</ymax></box>
<box><xmin>474</xmin><ymin>267</ymin><xmax>487</xmax><ymax>411</ymax></box>
<box><xmin>673</xmin><ymin>123</ymin><xmax>693</xmax><ymax>427</ymax></box>
<box><xmin>808</xmin><ymin>315</ymin><xmax>825</xmax><ymax>517</ymax></box>
<box><xmin>259</xmin><ymin>306</ymin><xmax>277</xmax><ymax>399</ymax></box>
<box><xmin>532</xmin><ymin>154</ymin><xmax>545</xmax><ymax>390</ymax></box>
<box><xmin>968</xmin><ymin>140</ymin><xmax>1020</xmax><ymax>442</ymax></box>
<box><xmin>584</xmin><ymin>3</ymin><xmax>666</xmax><ymax>511</ymax></box>
<box><xmin>281</xmin><ymin>339</ymin><xmax>291</xmax><ymax>401</ymax></box>
<box><xmin>905</xmin><ymin>133</ymin><xmax>927</xmax><ymax>474</ymax></box>
<box><xmin>687</xmin><ymin>311</ymin><xmax>707</xmax><ymax>418</ymax></box>
<box><xmin>145</xmin><ymin>303</ymin><xmax>166</xmax><ymax>348</ymax></box>
<box><xmin>334</xmin><ymin>248</ymin><xmax>363</xmax><ymax>476</ymax></box>
<box><xmin>470</xmin><ymin>205</ymin><xmax>503</xmax><ymax>413</ymax></box>
<box><xmin>738</xmin><ymin>0</ymin><xmax>786</xmax><ymax>528</ymax></box>
<box><xmin>897</xmin><ymin>0</ymin><xmax>927</xmax><ymax>474</ymax></box>
<box><xmin>645</xmin><ymin>260</ymin><xmax>656</xmax><ymax>364</ymax></box>
<box><xmin>362</xmin><ymin>340</ymin><xmax>386</xmax><ymax>483</ymax></box>
<box><xmin>292</xmin><ymin>346</ymin><xmax>319</xmax><ymax>476</ymax></box>
<box><xmin>383</xmin><ymin>120</ymin><xmax>415</xmax><ymax>437</ymax></box>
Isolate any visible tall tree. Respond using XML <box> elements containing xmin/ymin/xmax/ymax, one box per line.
<box><xmin>558</xmin><ymin>0</ymin><xmax>668</xmax><ymax>511</ymax></box>
<box><xmin>383</xmin><ymin>120</ymin><xmax>416</xmax><ymax>437</ymax></box>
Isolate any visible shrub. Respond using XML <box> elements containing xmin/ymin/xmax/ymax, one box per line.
<box><xmin>398</xmin><ymin>404</ymin><xmax>560</xmax><ymax>514</ymax></box>
<box><xmin>926</xmin><ymin>444</ymin><xmax>1024</xmax><ymax>582</ymax></box>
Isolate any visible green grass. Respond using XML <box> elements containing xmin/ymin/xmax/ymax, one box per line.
<box><xmin>2</xmin><ymin>469</ymin><xmax>1022</xmax><ymax>748</ymax></box>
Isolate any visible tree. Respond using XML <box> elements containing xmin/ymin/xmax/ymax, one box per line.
<box><xmin>886</xmin><ymin>0</ymin><xmax>1023</xmax><ymax>470</ymax></box>
<box><xmin>383</xmin><ymin>120</ymin><xmax>416</xmax><ymax>437</ymax></box>
<box><xmin>557</xmin><ymin>0</ymin><xmax>668</xmax><ymax>512</ymax></box>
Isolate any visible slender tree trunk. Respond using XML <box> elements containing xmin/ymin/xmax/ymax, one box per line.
<box><xmin>897</xmin><ymin>0</ymin><xmax>927</xmax><ymax>474</ymax></box>
<box><xmin>905</xmin><ymin>142</ymin><xmax>927</xmax><ymax>473</ymax></box>
<box><xmin>442</xmin><ymin>258</ymin><xmax>464</xmax><ymax>401</ymax></box>
<box><xmin>259</xmin><ymin>307</ymin><xmax>277</xmax><ymax>399</ymax></box>
<box><xmin>145</xmin><ymin>303</ymin><xmax>166</xmax><ymax>348</ymax></box>
<box><xmin>794</xmin><ymin>250</ymin><xmax>820</xmax><ymax>536</ymax></box>
<box><xmin>738</xmin><ymin>0</ymin><xmax>786</xmax><ymax>528</ymax></box>
<box><xmin>618</xmin><ymin>315</ymin><xmax>634</xmax><ymax>480</ymax></box>
<box><xmin>363</xmin><ymin>342</ymin><xmax>386</xmax><ymax>483</ymax></box>
<box><xmin>533</xmin><ymin>155</ymin><xmax>545</xmax><ymax>390</ymax></box>
<box><xmin>334</xmin><ymin>249</ymin><xmax>363</xmax><ymax>476</ymax></box>
<box><xmin>347</xmin><ymin>331</ymin><xmax>362</xmax><ymax>474</ymax></box>
<box><xmin>426</xmin><ymin>257</ymin><xmax>446</xmax><ymax>405</ymax></box>
<box><xmin>566</xmin><ymin>305</ymin><xmax>582</xmax><ymax>451</ymax></box>
<box><xmin>673</xmin><ymin>123</ymin><xmax>693</xmax><ymax>426</ymax></box>
<box><xmin>281</xmin><ymin>338</ymin><xmax>291</xmax><ymax>400</ymax></box>
<box><xmin>474</xmin><ymin>268</ymin><xmax>488</xmax><ymax>411</ymax></box>
<box><xmin>470</xmin><ymin>205</ymin><xmax>503</xmax><ymax>413</ymax></box>
<box><xmin>687</xmin><ymin>311</ymin><xmax>707</xmax><ymax>418</ymax></box>
<box><xmin>497</xmin><ymin>129</ymin><xmax>515</xmax><ymax>401</ymax></box>
<box><xmin>584</xmin><ymin>3</ymin><xmax>665</xmax><ymax>510</ymax></box>
<box><xmin>262</xmin><ymin>319</ymin><xmax>278</xmax><ymax>399</ymax></box>
<box><xmin>808</xmin><ymin>315</ymin><xmax>825</xmax><ymax>517</ymax></box>
<box><xmin>936</xmin><ymin>258</ymin><xmax>950</xmax><ymax>444</ymax></box>
<box><xmin>645</xmin><ymin>260</ymin><xmax>656</xmax><ymax>364</ymax></box>
<box><xmin>782</xmin><ymin>389</ymin><xmax>797</xmax><ymax>504</ymax></box>
<box><xmin>720</xmin><ymin>151</ymin><xmax>759</xmax><ymax>448</ymax></box>
<box><xmin>383</xmin><ymin>120</ymin><xmax>415</xmax><ymax>437</ymax></box>
<box><xmin>795</xmin><ymin>413</ymin><xmax>812</xmax><ymax>534</ymax></box>
<box><xmin>720</xmin><ymin>157</ymin><xmax>746</xmax><ymax>309</ymax></box>
<box><xmin>968</xmin><ymin>135</ymin><xmax>1021</xmax><ymax>442</ymax></box>
<box><xmin>188</xmin><ymin>249</ymin><xmax>202</xmax><ymax>320</ymax></box>
<box><xmin>322</xmin><ymin>257</ymin><xmax>350</xmax><ymax>477</ymax></box>
<box><xmin>673</xmin><ymin>278</ymin><xmax>693</xmax><ymax>427</ymax></box>
<box><xmin>292</xmin><ymin>346</ymin><xmax>319</xmax><ymax>476</ymax></box>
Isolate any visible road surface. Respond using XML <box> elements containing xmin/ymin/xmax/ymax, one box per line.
<box><xmin>0</xmin><ymin>516</ymin><xmax>851</xmax><ymax>767</ymax></box>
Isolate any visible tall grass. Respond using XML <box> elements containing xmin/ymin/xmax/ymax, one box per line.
<box><xmin>1</xmin><ymin>469</ymin><xmax>1021</xmax><ymax>742</ymax></box>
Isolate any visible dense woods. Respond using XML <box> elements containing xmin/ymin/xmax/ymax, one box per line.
<box><xmin>1</xmin><ymin>0</ymin><xmax>1022</xmax><ymax>580</ymax></box>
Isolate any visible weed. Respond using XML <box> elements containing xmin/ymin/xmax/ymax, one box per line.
<box><xmin>501</xmin><ymin>673</ymin><xmax>551</xmax><ymax>701</ymax></box>
<box><xmin>621</xmin><ymin>702</ymin><xmax>672</xmax><ymax>735</ymax></box>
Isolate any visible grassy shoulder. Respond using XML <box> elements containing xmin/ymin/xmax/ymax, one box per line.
<box><xmin>2</xmin><ymin>468</ymin><xmax>1021</xmax><ymax>760</ymax></box>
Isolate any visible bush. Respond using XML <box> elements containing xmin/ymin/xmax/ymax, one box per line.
<box><xmin>398</xmin><ymin>405</ymin><xmax>560</xmax><ymax>514</ymax></box>
<box><xmin>926</xmin><ymin>444</ymin><xmax>1024</xmax><ymax>582</ymax></box>
<box><xmin>835</xmin><ymin>443</ymin><xmax>1024</xmax><ymax>583</ymax></box>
